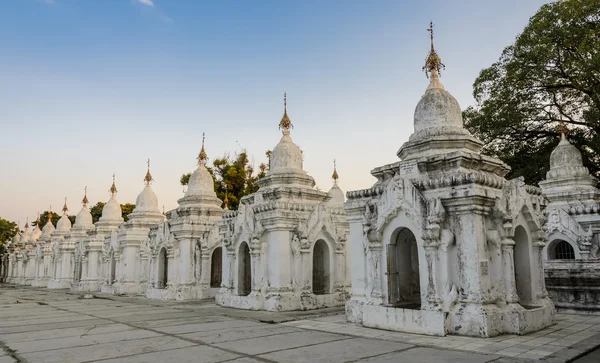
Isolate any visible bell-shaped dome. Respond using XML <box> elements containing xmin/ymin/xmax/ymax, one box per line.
<box><xmin>101</xmin><ymin>195</ymin><xmax>123</xmax><ymax>222</ymax></box>
<box><xmin>270</xmin><ymin>96</ymin><xmax>304</xmax><ymax>174</ymax></box>
<box><xmin>414</xmin><ymin>80</ymin><xmax>462</xmax><ymax>130</ymax></box>
<box><xmin>75</xmin><ymin>204</ymin><xmax>93</xmax><ymax>227</ymax></box>
<box><xmin>31</xmin><ymin>225</ymin><xmax>42</xmax><ymax>242</ymax></box>
<box><xmin>186</xmin><ymin>134</ymin><xmax>217</xmax><ymax>198</ymax></box>
<box><xmin>56</xmin><ymin>214</ymin><xmax>72</xmax><ymax>233</ymax></box>
<box><xmin>41</xmin><ymin>216</ymin><xmax>55</xmax><ymax>238</ymax></box>
<box><xmin>21</xmin><ymin>223</ymin><xmax>31</xmax><ymax>244</ymax></box>
<box><xmin>12</xmin><ymin>231</ymin><xmax>21</xmax><ymax>244</ymax></box>
<box><xmin>328</xmin><ymin>183</ymin><xmax>345</xmax><ymax>205</ymax></box>
<box><xmin>546</xmin><ymin>133</ymin><xmax>590</xmax><ymax>179</ymax></box>
<box><xmin>134</xmin><ymin>185</ymin><xmax>160</xmax><ymax>213</ymax></box>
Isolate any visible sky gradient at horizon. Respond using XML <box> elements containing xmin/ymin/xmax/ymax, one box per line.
<box><xmin>0</xmin><ymin>0</ymin><xmax>550</xmax><ymax>225</ymax></box>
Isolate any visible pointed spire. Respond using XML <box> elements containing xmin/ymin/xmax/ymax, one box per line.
<box><xmin>144</xmin><ymin>158</ymin><xmax>154</xmax><ymax>185</ymax></box>
<box><xmin>35</xmin><ymin>212</ymin><xmax>40</xmax><ymax>226</ymax></box>
<box><xmin>47</xmin><ymin>206</ymin><xmax>53</xmax><ymax>225</ymax></box>
<box><xmin>109</xmin><ymin>173</ymin><xmax>118</xmax><ymax>196</ymax></box>
<box><xmin>82</xmin><ymin>186</ymin><xmax>89</xmax><ymax>205</ymax></box>
<box><xmin>198</xmin><ymin>132</ymin><xmax>208</xmax><ymax>166</ymax></box>
<box><xmin>224</xmin><ymin>188</ymin><xmax>229</xmax><ymax>210</ymax></box>
<box><xmin>278</xmin><ymin>92</ymin><xmax>293</xmax><ymax>135</ymax></box>
<box><xmin>162</xmin><ymin>205</ymin><xmax>165</xmax><ymax>214</ymax></box>
<box><xmin>422</xmin><ymin>21</ymin><xmax>445</xmax><ymax>80</ymax></box>
<box><xmin>25</xmin><ymin>218</ymin><xmax>29</xmax><ymax>229</ymax></box>
<box><xmin>332</xmin><ymin>159</ymin><xmax>339</xmax><ymax>184</ymax></box>
<box><xmin>62</xmin><ymin>197</ymin><xmax>68</xmax><ymax>214</ymax></box>
<box><xmin>557</xmin><ymin>121</ymin><xmax>569</xmax><ymax>140</ymax></box>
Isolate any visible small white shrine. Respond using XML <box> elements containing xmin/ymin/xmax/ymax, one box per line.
<box><xmin>105</xmin><ymin>162</ymin><xmax>165</xmax><ymax>295</ymax></box>
<box><xmin>344</xmin><ymin>25</ymin><xmax>554</xmax><ymax>337</ymax></box>
<box><xmin>216</xmin><ymin>96</ymin><xmax>350</xmax><ymax>311</ymax></box>
<box><xmin>32</xmin><ymin>214</ymin><xmax>55</xmax><ymax>287</ymax></box>
<box><xmin>74</xmin><ymin>177</ymin><xmax>124</xmax><ymax>292</ymax></box>
<box><xmin>48</xmin><ymin>201</ymin><xmax>73</xmax><ymax>289</ymax></box>
<box><xmin>539</xmin><ymin>128</ymin><xmax>600</xmax><ymax>260</ymax></box>
<box><xmin>145</xmin><ymin>135</ymin><xmax>224</xmax><ymax>300</ymax></box>
<box><xmin>67</xmin><ymin>190</ymin><xmax>95</xmax><ymax>289</ymax></box>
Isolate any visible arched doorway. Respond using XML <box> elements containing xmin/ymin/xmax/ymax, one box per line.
<box><xmin>312</xmin><ymin>240</ymin><xmax>330</xmax><ymax>294</ymax></box>
<box><xmin>158</xmin><ymin>247</ymin><xmax>168</xmax><ymax>289</ymax></box>
<box><xmin>387</xmin><ymin>228</ymin><xmax>421</xmax><ymax>308</ymax></box>
<box><xmin>110</xmin><ymin>252</ymin><xmax>116</xmax><ymax>285</ymax></box>
<box><xmin>238</xmin><ymin>242</ymin><xmax>251</xmax><ymax>296</ymax></box>
<box><xmin>514</xmin><ymin>225</ymin><xmax>533</xmax><ymax>306</ymax></box>
<box><xmin>548</xmin><ymin>239</ymin><xmax>575</xmax><ymax>260</ymax></box>
<box><xmin>210</xmin><ymin>247</ymin><xmax>222</xmax><ymax>288</ymax></box>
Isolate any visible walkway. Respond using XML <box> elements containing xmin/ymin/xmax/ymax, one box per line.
<box><xmin>1</xmin><ymin>285</ymin><xmax>599</xmax><ymax>363</ymax></box>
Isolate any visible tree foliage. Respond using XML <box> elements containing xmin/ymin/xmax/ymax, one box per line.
<box><xmin>0</xmin><ymin>217</ymin><xmax>18</xmax><ymax>244</ymax></box>
<box><xmin>464</xmin><ymin>0</ymin><xmax>600</xmax><ymax>184</ymax></box>
<box><xmin>31</xmin><ymin>211</ymin><xmax>66</xmax><ymax>228</ymax></box>
<box><xmin>90</xmin><ymin>202</ymin><xmax>136</xmax><ymax>223</ymax></box>
<box><xmin>181</xmin><ymin>150</ymin><xmax>270</xmax><ymax>210</ymax></box>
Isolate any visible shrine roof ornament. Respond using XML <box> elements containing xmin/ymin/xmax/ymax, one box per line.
<box><xmin>62</xmin><ymin>197</ymin><xmax>69</xmax><ymax>214</ymax></box>
<box><xmin>198</xmin><ymin>132</ymin><xmax>208</xmax><ymax>166</ymax></box>
<box><xmin>278</xmin><ymin>92</ymin><xmax>293</xmax><ymax>134</ymax></box>
<box><xmin>82</xmin><ymin>186</ymin><xmax>89</xmax><ymax>205</ymax></box>
<box><xmin>422</xmin><ymin>21</ymin><xmax>445</xmax><ymax>79</ymax></box>
<box><xmin>144</xmin><ymin>158</ymin><xmax>153</xmax><ymax>185</ymax></box>
<box><xmin>332</xmin><ymin>159</ymin><xmax>339</xmax><ymax>183</ymax></box>
<box><xmin>109</xmin><ymin>173</ymin><xmax>118</xmax><ymax>196</ymax></box>
<box><xmin>557</xmin><ymin>121</ymin><xmax>570</xmax><ymax>140</ymax></box>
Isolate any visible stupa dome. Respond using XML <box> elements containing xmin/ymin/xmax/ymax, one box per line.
<box><xmin>413</xmin><ymin>79</ymin><xmax>463</xmax><ymax>132</ymax></box>
<box><xmin>21</xmin><ymin>223</ymin><xmax>31</xmax><ymax>243</ymax></box>
<box><xmin>12</xmin><ymin>231</ymin><xmax>21</xmax><ymax>244</ymax></box>
<box><xmin>135</xmin><ymin>185</ymin><xmax>160</xmax><ymax>213</ymax></box>
<box><xmin>41</xmin><ymin>216</ymin><xmax>55</xmax><ymax>238</ymax></box>
<box><xmin>101</xmin><ymin>195</ymin><xmax>123</xmax><ymax>221</ymax></box>
<box><xmin>328</xmin><ymin>183</ymin><xmax>345</xmax><ymax>205</ymax></box>
<box><xmin>31</xmin><ymin>225</ymin><xmax>42</xmax><ymax>242</ymax></box>
<box><xmin>56</xmin><ymin>215</ymin><xmax>71</xmax><ymax>233</ymax></box>
<box><xmin>546</xmin><ymin>133</ymin><xmax>590</xmax><ymax>179</ymax></box>
<box><xmin>270</xmin><ymin>94</ymin><xmax>304</xmax><ymax>174</ymax></box>
<box><xmin>186</xmin><ymin>133</ymin><xmax>217</xmax><ymax>198</ymax></box>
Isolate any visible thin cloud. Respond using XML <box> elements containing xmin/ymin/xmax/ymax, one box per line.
<box><xmin>40</xmin><ymin>0</ymin><xmax>56</xmax><ymax>4</ymax></box>
<box><xmin>136</xmin><ymin>0</ymin><xmax>154</xmax><ymax>7</ymax></box>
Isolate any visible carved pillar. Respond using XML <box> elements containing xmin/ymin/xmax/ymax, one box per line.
<box><xmin>533</xmin><ymin>240</ymin><xmax>548</xmax><ymax>298</ymax></box>
<box><xmin>200</xmin><ymin>251</ymin><xmax>210</xmax><ymax>287</ymax></box>
<box><xmin>367</xmin><ymin>242</ymin><xmax>383</xmax><ymax>300</ymax></box>
<box><xmin>300</xmin><ymin>249</ymin><xmax>311</xmax><ymax>291</ymax></box>
<box><xmin>250</xmin><ymin>239</ymin><xmax>261</xmax><ymax>292</ymax></box>
<box><xmin>501</xmin><ymin>238</ymin><xmax>520</xmax><ymax>303</ymax></box>
<box><xmin>424</xmin><ymin>241</ymin><xmax>440</xmax><ymax>306</ymax></box>
<box><xmin>334</xmin><ymin>249</ymin><xmax>346</xmax><ymax>291</ymax></box>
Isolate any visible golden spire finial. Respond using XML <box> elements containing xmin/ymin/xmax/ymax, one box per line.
<box><xmin>25</xmin><ymin>217</ymin><xmax>29</xmax><ymax>229</ymax></box>
<box><xmin>557</xmin><ymin>121</ymin><xmax>569</xmax><ymax>140</ymax></box>
<box><xmin>422</xmin><ymin>21</ymin><xmax>445</xmax><ymax>79</ymax></box>
<box><xmin>224</xmin><ymin>188</ymin><xmax>229</xmax><ymax>210</ymax></box>
<box><xmin>332</xmin><ymin>159</ymin><xmax>339</xmax><ymax>183</ymax></box>
<box><xmin>278</xmin><ymin>92</ymin><xmax>293</xmax><ymax>135</ymax></box>
<box><xmin>144</xmin><ymin>158</ymin><xmax>153</xmax><ymax>185</ymax></box>
<box><xmin>82</xmin><ymin>186</ymin><xmax>89</xmax><ymax>205</ymax></box>
<box><xmin>47</xmin><ymin>206</ymin><xmax>53</xmax><ymax>224</ymax></box>
<box><xmin>62</xmin><ymin>197</ymin><xmax>68</xmax><ymax>214</ymax></box>
<box><xmin>198</xmin><ymin>132</ymin><xmax>208</xmax><ymax>166</ymax></box>
<box><xmin>36</xmin><ymin>212</ymin><xmax>40</xmax><ymax>224</ymax></box>
<box><xmin>109</xmin><ymin>173</ymin><xmax>118</xmax><ymax>196</ymax></box>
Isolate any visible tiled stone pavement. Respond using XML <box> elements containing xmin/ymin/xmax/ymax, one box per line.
<box><xmin>0</xmin><ymin>285</ymin><xmax>599</xmax><ymax>363</ymax></box>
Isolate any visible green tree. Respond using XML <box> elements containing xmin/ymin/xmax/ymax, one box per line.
<box><xmin>180</xmin><ymin>149</ymin><xmax>270</xmax><ymax>210</ymax></box>
<box><xmin>0</xmin><ymin>217</ymin><xmax>18</xmax><ymax>244</ymax></box>
<box><xmin>463</xmin><ymin>0</ymin><xmax>600</xmax><ymax>185</ymax></box>
<box><xmin>32</xmin><ymin>211</ymin><xmax>61</xmax><ymax>228</ymax></box>
<box><xmin>121</xmin><ymin>203</ymin><xmax>136</xmax><ymax>222</ymax></box>
<box><xmin>90</xmin><ymin>202</ymin><xmax>105</xmax><ymax>224</ymax></box>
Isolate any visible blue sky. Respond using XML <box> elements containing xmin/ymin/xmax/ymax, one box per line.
<box><xmin>0</xmin><ymin>0</ymin><xmax>550</xmax><ymax>225</ymax></box>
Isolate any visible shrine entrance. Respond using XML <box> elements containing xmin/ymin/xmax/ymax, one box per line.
<box><xmin>238</xmin><ymin>242</ymin><xmax>251</xmax><ymax>296</ymax></box>
<box><xmin>211</xmin><ymin>247</ymin><xmax>222</xmax><ymax>288</ymax></box>
<box><xmin>387</xmin><ymin>227</ymin><xmax>421</xmax><ymax>308</ymax></box>
<box><xmin>158</xmin><ymin>247</ymin><xmax>168</xmax><ymax>289</ymax></box>
<box><xmin>312</xmin><ymin>239</ymin><xmax>330</xmax><ymax>295</ymax></box>
<box><xmin>514</xmin><ymin>225</ymin><xmax>534</xmax><ymax>306</ymax></box>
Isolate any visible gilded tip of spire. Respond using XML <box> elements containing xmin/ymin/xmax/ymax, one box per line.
<box><xmin>144</xmin><ymin>158</ymin><xmax>153</xmax><ymax>185</ymax></box>
<box><xmin>62</xmin><ymin>197</ymin><xmax>68</xmax><ymax>213</ymax></box>
<box><xmin>82</xmin><ymin>186</ymin><xmax>89</xmax><ymax>205</ymax></box>
<box><xmin>422</xmin><ymin>21</ymin><xmax>445</xmax><ymax>79</ymax></box>
<box><xmin>557</xmin><ymin>121</ymin><xmax>569</xmax><ymax>139</ymax></box>
<box><xmin>109</xmin><ymin>174</ymin><xmax>118</xmax><ymax>196</ymax></box>
<box><xmin>332</xmin><ymin>159</ymin><xmax>339</xmax><ymax>183</ymax></box>
<box><xmin>198</xmin><ymin>132</ymin><xmax>208</xmax><ymax>165</ymax></box>
<box><xmin>278</xmin><ymin>92</ymin><xmax>293</xmax><ymax>134</ymax></box>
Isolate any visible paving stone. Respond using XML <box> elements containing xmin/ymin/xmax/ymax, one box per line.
<box><xmin>213</xmin><ymin>330</ymin><xmax>349</xmax><ymax>355</ymax></box>
<box><xmin>260</xmin><ymin>337</ymin><xmax>413</xmax><ymax>363</ymax></box>
<box><xmin>0</xmin><ymin>323</ymin><xmax>134</xmax><ymax>344</ymax></box>
<box><xmin>20</xmin><ymin>336</ymin><xmax>196</xmax><ymax>363</ymax></box>
<box><xmin>93</xmin><ymin>345</ymin><xmax>240</xmax><ymax>363</ymax></box>
<box><xmin>359</xmin><ymin>347</ymin><xmax>498</xmax><ymax>363</ymax></box>
<box><xmin>155</xmin><ymin>320</ymin><xmax>263</xmax><ymax>335</ymax></box>
<box><xmin>180</xmin><ymin>325</ymin><xmax>301</xmax><ymax>344</ymax></box>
